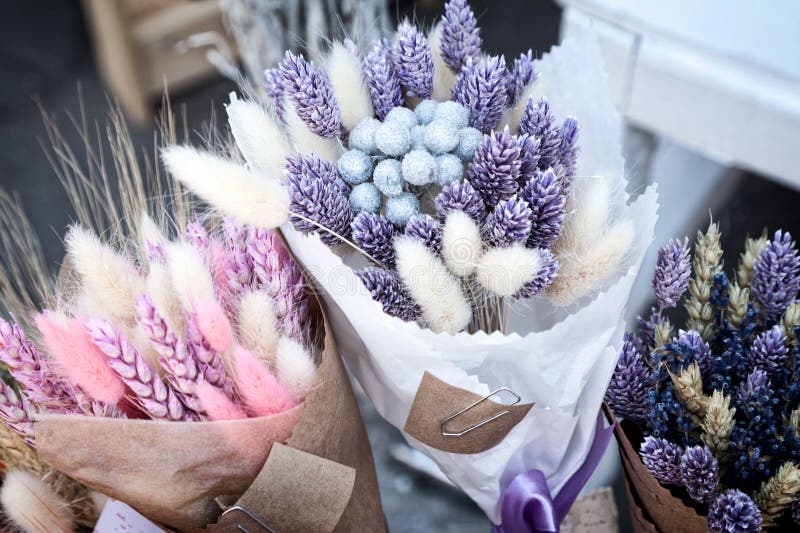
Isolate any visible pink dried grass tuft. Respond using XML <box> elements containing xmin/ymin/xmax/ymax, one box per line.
<box><xmin>194</xmin><ymin>298</ymin><xmax>233</xmax><ymax>353</ymax></box>
<box><xmin>232</xmin><ymin>345</ymin><xmax>297</xmax><ymax>417</ymax></box>
<box><xmin>195</xmin><ymin>381</ymin><xmax>246</xmax><ymax>420</ymax></box>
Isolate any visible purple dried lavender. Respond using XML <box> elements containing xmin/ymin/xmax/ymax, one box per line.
<box><xmin>87</xmin><ymin>318</ymin><xmax>190</xmax><ymax>421</ymax></box>
<box><xmin>506</xmin><ymin>50</ymin><xmax>536</xmax><ymax>106</ymax></box>
<box><xmin>516</xmin><ymin>249</ymin><xmax>558</xmax><ymax>298</ymax></box>
<box><xmin>439</xmin><ymin>0</ymin><xmax>482</xmax><ymax>73</ymax></box>
<box><xmin>707</xmin><ymin>489</ymin><xmax>762</xmax><ymax>533</ymax></box>
<box><xmin>185</xmin><ymin>313</ymin><xmax>234</xmax><ymax>397</ymax></box>
<box><xmin>521</xmin><ymin>169</ymin><xmax>566</xmax><ymax>249</ymax></box>
<box><xmin>363</xmin><ymin>38</ymin><xmax>403</xmax><ymax>120</ymax></box>
<box><xmin>0</xmin><ymin>379</ymin><xmax>35</xmax><ymax>445</ymax></box>
<box><xmin>751</xmin><ymin>230</ymin><xmax>800</xmax><ymax>321</ymax></box>
<box><xmin>606</xmin><ymin>333</ymin><xmax>651</xmax><ymax>424</ymax></box>
<box><xmin>680</xmin><ymin>445</ymin><xmax>719</xmax><ymax>502</ymax></box>
<box><xmin>750</xmin><ymin>325</ymin><xmax>788</xmax><ymax>376</ymax></box>
<box><xmin>356</xmin><ymin>268</ymin><xmax>421</xmax><ymax>321</ymax></box>
<box><xmin>555</xmin><ymin>117</ymin><xmax>580</xmax><ymax>188</ymax></box>
<box><xmin>405</xmin><ymin>214</ymin><xmax>442</xmax><ymax>253</ymax></box>
<box><xmin>351</xmin><ymin>212</ymin><xmax>396</xmax><ymax>268</ymax></box>
<box><xmin>653</xmin><ymin>237</ymin><xmax>692</xmax><ymax>310</ymax></box>
<box><xmin>466</xmin><ymin>127</ymin><xmax>521</xmax><ymax>208</ymax></box>
<box><xmin>640</xmin><ymin>436</ymin><xmax>683</xmax><ymax>484</ymax></box>
<box><xmin>393</xmin><ymin>22</ymin><xmax>434</xmax><ymax>100</ymax></box>
<box><xmin>484</xmin><ymin>195</ymin><xmax>532</xmax><ymax>247</ymax></box>
<box><xmin>279</xmin><ymin>51</ymin><xmax>342</xmax><ymax>138</ymax></box>
<box><xmin>248</xmin><ymin>228</ymin><xmax>310</xmax><ymax>342</ymax></box>
<box><xmin>264</xmin><ymin>67</ymin><xmax>285</xmax><ymax>122</ymax></box>
<box><xmin>452</xmin><ymin>55</ymin><xmax>508</xmax><ymax>133</ymax></box>
<box><xmin>518</xmin><ymin>97</ymin><xmax>560</xmax><ymax>169</ymax></box>
<box><xmin>516</xmin><ymin>133</ymin><xmax>541</xmax><ymax>183</ymax></box>
<box><xmin>736</xmin><ymin>368</ymin><xmax>770</xmax><ymax>404</ymax></box>
<box><xmin>435</xmin><ymin>179</ymin><xmax>487</xmax><ymax>223</ymax></box>
<box><xmin>286</xmin><ymin>154</ymin><xmax>354</xmax><ymax>246</ymax></box>
<box><xmin>224</xmin><ymin>218</ymin><xmax>254</xmax><ymax>298</ymax></box>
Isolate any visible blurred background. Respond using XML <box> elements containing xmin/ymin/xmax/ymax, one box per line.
<box><xmin>1</xmin><ymin>0</ymin><xmax>799</xmax><ymax>531</ymax></box>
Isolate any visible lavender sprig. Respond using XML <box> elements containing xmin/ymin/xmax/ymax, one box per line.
<box><xmin>87</xmin><ymin>318</ymin><xmax>190</xmax><ymax>421</ymax></box>
<box><xmin>466</xmin><ymin>127</ymin><xmax>521</xmax><ymax>209</ymax></box>
<box><xmin>452</xmin><ymin>55</ymin><xmax>508</xmax><ymax>133</ymax></box>
<box><xmin>680</xmin><ymin>445</ymin><xmax>719</xmax><ymax>502</ymax></box>
<box><xmin>516</xmin><ymin>133</ymin><xmax>542</xmax><ymax>183</ymax></box>
<box><xmin>555</xmin><ymin>117</ymin><xmax>580</xmax><ymax>188</ymax></box>
<box><xmin>707</xmin><ymin>489</ymin><xmax>762</xmax><ymax>533</ymax></box>
<box><xmin>751</xmin><ymin>230</ymin><xmax>800</xmax><ymax>321</ymax></box>
<box><xmin>279</xmin><ymin>51</ymin><xmax>342</xmax><ymax>138</ymax></box>
<box><xmin>363</xmin><ymin>38</ymin><xmax>403</xmax><ymax>120</ymax></box>
<box><xmin>352</xmin><ymin>212</ymin><xmax>396</xmax><ymax>268</ymax></box>
<box><xmin>439</xmin><ymin>0</ymin><xmax>482</xmax><ymax>73</ymax></box>
<box><xmin>606</xmin><ymin>333</ymin><xmax>651</xmax><ymax>424</ymax></box>
<box><xmin>393</xmin><ymin>22</ymin><xmax>434</xmax><ymax>100</ymax></box>
<box><xmin>484</xmin><ymin>196</ymin><xmax>532</xmax><ymax>247</ymax></box>
<box><xmin>750</xmin><ymin>325</ymin><xmax>788</xmax><ymax>376</ymax></box>
<box><xmin>518</xmin><ymin>97</ymin><xmax>560</xmax><ymax>169</ymax></box>
<box><xmin>356</xmin><ymin>268</ymin><xmax>421</xmax><ymax>322</ymax></box>
<box><xmin>521</xmin><ymin>169</ymin><xmax>566</xmax><ymax>249</ymax></box>
<box><xmin>736</xmin><ymin>368</ymin><xmax>769</xmax><ymax>404</ymax></box>
<box><xmin>506</xmin><ymin>50</ymin><xmax>536</xmax><ymax>106</ymax></box>
<box><xmin>516</xmin><ymin>249</ymin><xmax>558</xmax><ymax>298</ymax></box>
<box><xmin>0</xmin><ymin>379</ymin><xmax>35</xmax><ymax>446</ymax></box>
<box><xmin>435</xmin><ymin>179</ymin><xmax>487</xmax><ymax>223</ymax></box>
<box><xmin>405</xmin><ymin>215</ymin><xmax>442</xmax><ymax>253</ymax></box>
<box><xmin>653</xmin><ymin>237</ymin><xmax>692</xmax><ymax>310</ymax></box>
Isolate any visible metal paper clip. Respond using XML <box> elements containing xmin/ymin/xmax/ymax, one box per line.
<box><xmin>219</xmin><ymin>505</ymin><xmax>276</xmax><ymax>533</ymax></box>
<box><xmin>440</xmin><ymin>387</ymin><xmax>521</xmax><ymax>437</ymax></box>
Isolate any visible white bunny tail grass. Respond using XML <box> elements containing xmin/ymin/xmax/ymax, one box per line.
<box><xmin>325</xmin><ymin>43</ymin><xmax>374</xmax><ymax>131</ymax></box>
<box><xmin>165</xmin><ymin>241</ymin><xmax>216</xmax><ymax>308</ymax></box>
<box><xmin>442</xmin><ymin>210</ymin><xmax>483</xmax><ymax>277</ymax></box>
<box><xmin>162</xmin><ymin>145</ymin><xmax>290</xmax><ymax>229</ymax></box>
<box><xmin>226</xmin><ymin>93</ymin><xmax>293</xmax><ymax>179</ymax></box>
<box><xmin>395</xmin><ymin>236</ymin><xmax>472</xmax><ymax>334</ymax></box>
<box><xmin>548</xmin><ymin>218</ymin><xmax>635</xmax><ymax>306</ymax></box>
<box><xmin>428</xmin><ymin>23</ymin><xmax>458</xmax><ymax>102</ymax></box>
<box><xmin>276</xmin><ymin>336</ymin><xmax>317</xmax><ymax>396</ymax></box>
<box><xmin>476</xmin><ymin>245</ymin><xmax>543</xmax><ymax>298</ymax></box>
<box><xmin>1</xmin><ymin>469</ymin><xmax>74</xmax><ymax>533</ymax></box>
<box><xmin>139</xmin><ymin>211</ymin><xmax>167</xmax><ymax>253</ymax></box>
<box><xmin>284</xmin><ymin>103</ymin><xmax>342</xmax><ymax>163</ymax></box>
<box><xmin>65</xmin><ymin>225</ymin><xmax>144</xmax><ymax>327</ymax></box>
<box><xmin>237</xmin><ymin>291</ymin><xmax>280</xmax><ymax>365</ymax></box>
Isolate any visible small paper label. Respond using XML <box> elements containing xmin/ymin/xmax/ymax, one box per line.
<box><xmin>94</xmin><ymin>499</ymin><xmax>165</xmax><ymax>533</ymax></box>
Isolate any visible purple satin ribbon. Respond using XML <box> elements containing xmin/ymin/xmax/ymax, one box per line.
<box><xmin>491</xmin><ymin>411</ymin><xmax>615</xmax><ymax>533</ymax></box>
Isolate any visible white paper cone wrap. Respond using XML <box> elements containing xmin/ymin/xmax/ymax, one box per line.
<box><xmin>280</xmin><ymin>32</ymin><xmax>659</xmax><ymax>523</ymax></box>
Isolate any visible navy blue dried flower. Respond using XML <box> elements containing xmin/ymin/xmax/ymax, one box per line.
<box><xmin>680</xmin><ymin>445</ymin><xmax>719</xmax><ymax>502</ymax></box>
<box><xmin>393</xmin><ymin>22</ymin><xmax>434</xmax><ymax>100</ymax></box>
<box><xmin>640</xmin><ymin>436</ymin><xmax>683</xmax><ymax>484</ymax></box>
<box><xmin>439</xmin><ymin>0</ymin><xmax>482</xmax><ymax>73</ymax></box>
<box><xmin>466</xmin><ymin>127</ymin><xmax>521</xmax><ymax>209</ymax></box>
<box><xmin>606</xmin><ymin>333</ymin><xmax>651</xmax><ymax>424</ymax></box>
<box><xmin>363</xmin><ymin>38</ymin><xmax>404</xmax><ymax>120</ymax></box>
<box><xmin>518</xmin><ymin>97</ymin><xmax>560</xmax><ymax>170</ymax></box>
<box><xmin>521</xmin><ymin>169</ymin><xmax>566</xmax><ymax>249</ymax></box>
<box><xmin>452</xmin><ymin>55</ymin><xmax>508</xmax><ymax>133</ymax></box>
<box><xmin>750</xmin><ymin>325</ymin><xmax>788</xmax><ymax>376</ymax></box>
<box><xmin>352</xmin><ymin>212</ymin><xmax>396</xmax><ymax>268</ymax></box>
<box><xmin>653</xmin><ymin>237</ymin><xmax>692</xmax><ymax>310</ymax></box>
<box><xmin>516</xmin><ymin>249</ymin><xmax>558</xmax><ymax>298</ymax></box>
<box><xmin>435</xmin><ymin>179</ymin><xmax>487</xmax><ymax>223</ymax></box>
<box><xmin>484</xmin><ymin>196</ymin><xmax>532</xmax><ymax>247</ymax></box>
<box><xmin>707</xmin><ymin>489</ymin><xmax>761</xmax><ymax>533</ymax></box>
<box><xmin>279</xmin><ymin>51</ymin><xmax>342</xmax><ymax>138</ymax></box>
<box><xmin>357</xmin><ymin>268</ymin><xmax>421</xmax><ymax>322</ymax></box>
<box><xmin>751</xmin><ymin>230</ymin><xmax>800</xmax><ymax>322</ymax></box>
<box><xmin>506</xmin><ymin>50</ymin><xmax>536</xmax><ymax>106</ymax></box>
<box><xmin>405</xmin><ymin>214</ymin><xmax>442</xmax><ymax>253</ymax></box>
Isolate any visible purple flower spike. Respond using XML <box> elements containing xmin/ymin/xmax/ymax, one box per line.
<box><xmin>357</xmin><ymin>268</ymin><xmax>421</xmax><ymax>321</ymax></box>
<box><xmin>736</xmin><ymin>368</ymin><xmax>770</xmax><ymax>404</ymax></box>
<box><xmin>751</xmin><ymin>230</ymin><xmax>800</xmax><ymax>321</ymax></box>
<box><xmin>516</xmin><ymin>249</ymin><xmax>558</xmax><ymax>298</ymax></box>
<box><xmin>506</xmin><ymin>50</ymin><xmax>536</xmax><ymax>106</ymax></box>
<box><xmin>640</xmin><ymin>436</ymin><xmax>683</xmax><ymax>484</ymax></box>
<box><xmin>466</xmin><ymin>127</ymin><xmax>521</xmax><ymax>209</ymax></box>
<box><xmin>680</xmin><ymin>446</ymin><xmax>719</xmax><ymax>502</ymax></box>
<box><xmin>556</xmin><ymin>117</ymin><xmax>580</xmax><ymax>188</ymax></box>
<box><xmin>516</xmin><ymin>133</ymin><xmax>541</xmax><ymax>183</ymax></box>
<box><xmin>264</xmin><ymin>67</ymin><xmax>285</xmax><ymax>122</ymax></box>
<box><xmin>521</xmin><ymin>169</ymin><xmax>566</xmax><ymax>249</ymax></box>
<box><xmin>653</xmin><ymin>237</ymin><xmax>691</xmax><ymax>310</ymax></box>
<box><xmin>518</xmin><ymin>97</ymin><xmax>560</xmax><ymax>169</ymax></box>
<box><xmin>435</xmin><ymin>179</ymin><xmax>487</xmax><ymax>223</ymax></box>
<box><xmin>364</xmin><ymin>38</ymin><xmax>403</xmax><ymax>120</ymax></box>
<box><xmin>452</xmin><ymin>55</ymin><xmax>508</xmax><ymax>133</ymax></box>
<box><xmin>352</xmin><ymin>212</ymin><xmax>396</xmax><ymax>268</ymax></box>
<box><xmin>280</xmin><ymin>51</ymin><xmax>342</xmax><ymax>138</ymax></box>
<box><xmin>286</xmin><ymin>154</ymin><xmax>353</xmax><ymax>245</ymax></box>
<box><xmin>674</xmin><ymin>329</ymin><xmax>713</xmax><ymax>379</ymax></box>
<box><xmin>750</xmin><ymin>325</ymin><xmax>788</xmax><ymax>375</ymax></box>
<box><xmin>405</xmin><ymin>214</ymin><xmax>442</xmax><ymax>253</ymax></box>
<box><xmin>485</xmin><ymin>195</ymin><xmax>532</xmax><ymax>247</ymax></box>
<box><xmin>606</xmin><ymin>333</ymin><xmax>651</xmax><ymax>424</ymax></box>
<box><xmin>393</xmin><ymin>22</ymin><xmax>434</xmax><ymax>100</ymax></box>
<box><xmin>440</xmin><ymin>0</ymin><xmax>482</xmax><ymax>73</ymax></box>
<box><xmin>707</xmin><ymin>490</ymin><xmax>761</xmax><ymax>533</ymax></box>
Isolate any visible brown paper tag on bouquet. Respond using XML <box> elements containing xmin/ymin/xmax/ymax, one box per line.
<box><xmin>403</xmin><ymin>371</ymin><xmax>534</xmax><ymax>454</ymax></box>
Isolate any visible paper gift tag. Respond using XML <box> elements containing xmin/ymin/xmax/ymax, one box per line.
<box><xmin>94</xmin><ymin>499</ymin><xmax>166</xmax><ymax>533</ymax></box>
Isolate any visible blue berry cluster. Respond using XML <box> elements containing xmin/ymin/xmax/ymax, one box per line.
<box><xmin>337</xmin><ymin>101</ymin><xmax>483</xmax><ymax>227</ymax></box>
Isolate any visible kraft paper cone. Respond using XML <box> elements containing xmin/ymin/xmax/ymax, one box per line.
<box><xmin>603</xmin><ymin>406</ymin><xmax>706</xmax><ymax>533</ymax></box>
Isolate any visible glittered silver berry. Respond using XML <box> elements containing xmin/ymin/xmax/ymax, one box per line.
<box><xmin>435</xmin><ymin>153</ymin><xmax>463</xmax><ymax>185</ymax></box>
<box><xmin>410</xmin><ymin>124</ymin><xmax>427</xmax><ymax>150</ymax></box>
<box><xmin>414</xmin><ymin>99</ymin><xmax>438</xmax><ymax>125</ymax></box>
<box><xmin>373</xmin><ymin>159</ymin><xmax>404</xmax><ymax>197</ymax></box>
<box><xmin>402</xmin><ymin>150</ymin><xmax>437</xmax><ymax>186</ymax></box>
<box><xmin>454</xmin><ymin>127</ymin><xmax>483</xmax><ymax>161</ymax></box>
<box><xmin>349</xmin><ymin>182</ymin><xmax>382</xmax><ymax>213</ymax></box>
<box><xmin>350</xmin><ymin>117</ymin><xmax>380</xmax><ymax>153</ymax></box>
<box><xmin>434</xmin><ymin>101</ymin><xmax>469</xmax><ymax>129</ymax></box>
<box><xmin>337</xmin><ymin>149</ymin><xmax>373</xmax><ymax>185</ymax></box>
<box><xmin>385</xmin><ymin>106</ymin><xmax>418</xmax><ymax>130</ymax></box>
<box><xmin>375</xmin><ymin>120</ymin><xmax>412</xmax><ymax>157</ymax></box>
<box><xmin>424</xmin><ymin>119</ymin><xmax>459</xmax><ymax>154</ymax></box>
<box><xmin>385</xmin><ymin>192</ymin><xmax>420</xmax><ymax>226</ymax></box>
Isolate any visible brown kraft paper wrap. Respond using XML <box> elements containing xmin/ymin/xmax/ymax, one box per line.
<box><xmin>404</xmin><ymin>372</ymin><xmax>534</xmax><ymax>454</ymax></box>
<box><xmin>603</xmin><ymin>405</ymin><xmax>706</xmax><ymax>533</ymax></box>
<box><xmin>35</xmin><ymin>317</ymin><xmax>386</xmax><ymax>532</ymax></box>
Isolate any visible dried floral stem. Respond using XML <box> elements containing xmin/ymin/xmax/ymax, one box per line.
<box><xmin>726</xmin><ymin>282</ymin><xmax>750</xmax><ymax>329</ymax></box>
<box><xmin>669</xmin><ymin>363</ymin><xmax>708</xmax><ymax>424</ymax></box>
<box><xmin>685</xmin><ymin>222</ymin><xmax>723</xmax><ymax>341</ymax></box>
<box><xmin>781</xmin><ymin>301</ymin><xmax>800</xmax><ymax>344</ymax></box>
<box><xmin>700</xmin><ymin>390</ymin><xmax>735</xmax><ymax>457</ymax></box>
<box><xmin>737</xmin><ymin>233</ymin><xmax>768</xmax><ymax>288</ymax></box>
<box><xmin>754</xmin><ymin>462</ymin><xmax>800</xmax><ymax>527</ymax></box>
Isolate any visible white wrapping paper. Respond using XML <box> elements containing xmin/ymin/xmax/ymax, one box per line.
<box><xmin>281</xmin><ymin>33</ymin><xmax>659</xmax><ymax>523</ymax></box>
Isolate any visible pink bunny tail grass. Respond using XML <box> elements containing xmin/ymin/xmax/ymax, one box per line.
<box><xmin>35</xmin><ymin>313</ymin><xmax>125</xmax><ymax>406</ymax></box>
<box><xmin>194</xmin><ymin>297</ymin><xmax>233</xmax><ymax>353</ymax></box>
<box><xmin>232</xmin><ymin>345</ymin><xmax>297</xmax><ymax>417</ymax></box>
<box><xmin>209</xmin><ymin>239</ymin><xmax>237</xmax><ymax>318</ymax></box>
<box><xmin>195</xmin><ymin>381</ymin><xmax>246</xmax><ymax>420</ymax></box>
